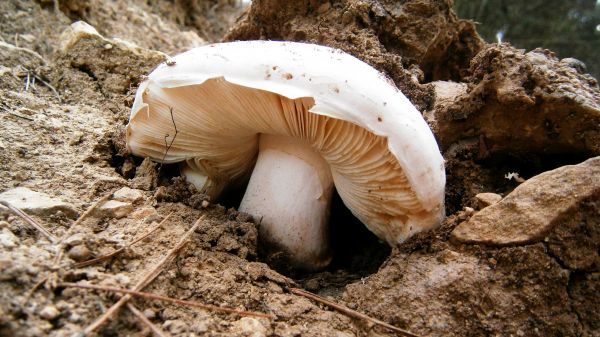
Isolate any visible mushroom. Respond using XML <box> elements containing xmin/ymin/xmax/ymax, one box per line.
<box><xmin>126</xmin><ymin>41</ymin><xmax>445</xmax><ymax>270</ymax></box>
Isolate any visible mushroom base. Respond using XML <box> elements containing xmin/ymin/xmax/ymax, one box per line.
<box><xmin>239</xmin><ymin>134</ymin><xmax>334</xmax><ymax>271</ymax></box>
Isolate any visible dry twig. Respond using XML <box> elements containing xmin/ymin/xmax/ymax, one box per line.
<box><xmin>73</xmin><ymin>213</ymin><xmax>172</xmax><ymax>268</ymax></box>
<box><xmin>0</xmin><ymin>41</ymin><xmax>47</xmax><ymax>64</ymax></box>
<box><xmin>22</xmin><ymin>275</ymin><xmax>49</xmax><ymax>305</ymax></box>
<box><xmin>0</xmin><ymin>200</ymin><xmax>56</xmax><ymax>242</ymax></box>
<box><xmin>289</xmin><ymin>288</ymin><xmax>421</xmax><ymax>337</ymax></box>
<box><xmin>82</xmin><ymin>216</ymin><xmax>205</xmax><ymax>334</ymax></box>
<box><xmin>127</xmin><ymin>302</ymin><xmax>171</xmax><ymax>337</ymax></box>
<box><xmin>8</xmin><ymin>110</ymin><xmax>35</xmax><ymax>121</ymax></box>
<box><xmin>59</xmin><ymin>282</ymin><xmax>274</xmax><ymax>319</ymax></box>
<box><xmin>32</xmin><ymin>73</ymin><xmax>61</xmax><ymax>102</ymax></box>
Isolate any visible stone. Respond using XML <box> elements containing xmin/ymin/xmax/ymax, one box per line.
<box><xmin>39</xmin><ymin>305</ymin><xmax>60</xmax><ymax>320</ymax></box>
<box><xmin>131</xmin><ymin>207</ymin><xmax>158</xmax><ymax>221</ymax></box>
<box><xmin>113</xmin><ymin>187</ymin><xmax>144</xmax><ymax>203</ymax></box>
<box><xmin>0</xmin><ymin>187</ymin><xmax>77</xmax><ymax>218</ymax></box>
<box><xmin>143</xmin><ymin>308</ymin><xmax>156</xmax><ymax>319</ymax></box>
<box><xmin>67</xmin><ymin>245</ymin><xmax>91</xmax><ymax>261</ymax></box>
<box><xmin>94</xmin><ymin>200</ymin><xmax>133</xmax><ymax>219</ymax></box>
<box><xmin>234</xmin><ymin>317</ymin><xmax>266</xmax><ymax>337</ymax></box>
<box><xmin>475</xmin><ymin>192</ymin><xmax>502</xmax><ymax>209</ymax></box>
<box><xmin>0</xmin><ymin>228</ymin><xmax>19</xmax><ymax>248</ymax></box>
<box><xmin>64</xmin><ymin>233</ymin><xmax>85</xmax><ymax>246</ymax></box>
<box><xmin>452</xmin><ymin>157</ymin><xmax>600</xmax><ymax>246</ymax></box>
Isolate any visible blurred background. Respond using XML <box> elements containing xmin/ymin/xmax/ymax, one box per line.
<box><xmin>453</xmin><ymin>0</ymin><xmax>600</xmax><ymax>80</ymax></box>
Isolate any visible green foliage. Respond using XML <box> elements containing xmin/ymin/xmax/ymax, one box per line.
<box><xmin>453</xmin><ymin>0</ymin><xmax>600</xmax><ymax>80</ymax></box>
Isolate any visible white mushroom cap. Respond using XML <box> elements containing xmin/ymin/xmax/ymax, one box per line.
<box><xmin>127</xmin><ymin>41</ymin><xmax>445</xmax><ymax>267</ymax></box>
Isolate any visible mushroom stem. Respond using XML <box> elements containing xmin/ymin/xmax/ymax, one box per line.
<box><xmin>239</xmin><ymin>134</ymin><xmax>334</xmax><ymax>270</ymax></box>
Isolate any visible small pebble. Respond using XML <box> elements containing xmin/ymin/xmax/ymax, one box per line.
<box><xmin>237</xmin><ymin>317</ymin><xmax>266</xmax><ymax>337</ymax></box>
<box><xmin>143</xmin><ymin>308</ymin><xmax>156</xmax><ymax>319</ymax></box>
<box><xmin>0</xmin><ymin>228</ymin><xmax>19</xmax><ymax>248</ymax></box>
<box><xmin>64</xmin><ymin>233</ymin><xmax>85</xmax><ymax>246</ymax></box>
<box><xmin>67</xmin><ymin>245</ymin><xmax>91</xmax><ymax>261</ymax></box>
<box><xmin>131</xmin><ymin>207</ymin><xmax>158</xmax><ymax>220</ymax></box>
<box><xmin>68</xmin><ymin>312</ymin><xmax>82</xmax><ymax>323</ymax></box>
<box><xmin>39</xmin><ymin>305</ymin><xmax>60</xmax><ymax>320</ymax></box>
<box><xmin>94</xmin><ymin>200</ymin><xmax>133</xmax><ymax>219</ymax></box>
<box><xmin>113</xmin><ymin>187</ymin><xmax>144</xmax><ymax>203</ymax></box>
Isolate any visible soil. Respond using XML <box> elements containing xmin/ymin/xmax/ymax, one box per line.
<box><xmin>0</xmin><ymin>1</ymin><xmax>598</xmax><ymax>337</ymax></box>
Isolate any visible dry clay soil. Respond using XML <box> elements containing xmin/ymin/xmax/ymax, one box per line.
<box><xmin>1</xmin><ymin>1</ymin><xmax>599</xmax><ymax>336</ymax></box>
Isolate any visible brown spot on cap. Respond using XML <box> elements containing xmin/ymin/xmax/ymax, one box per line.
<box><xmin>283</xmin><ymin>73</ymin><xmax>293</xmax><ymax>80</ymax></box>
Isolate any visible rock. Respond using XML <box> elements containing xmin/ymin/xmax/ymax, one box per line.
<box><xmin>234</xmin><ymin>317</ymin><xmax>266</xmax><ymax>337</ymax></box>
<box><xmin>452</xmin><ymin>157</ymin><xmax>600</xmax><ymax>246</ymax></box>
<box><xmin>143</xmin><ymin>308</ymin><xmax>156</xmax><ymax>319</ymax></box>
<box><xmin>94</xmin><ymin>200</ymin><xmax>133</xmax><ymax>219</ymax></box>
<box><xmin>39</xmin><ymin>305</ymin><xmax>60</xmax><ymax>320</ymax></box>
<box><xmin>64</xmin><ymin>233</ymin><xmax>85</xmax><ymax>246</ymax></box>
<box><xmin>131</xmin><ymin>207</ymin><xmax>158</xmax><ymax>221</ymax></box>
<box><xmin>0</xmin><ymin>228</ymin><xmax>19</xmax><ymax>248</ymax></box>
<box><xmin>113</xmin><ymin>187</ymin><xmax>144</xmax><ymax>203</ymax></box>
<box><xmin>67</xmin><ymin>245</ymin><xmax>91</xmax><ymax>261</ymax></box>
<box><xmin>0</xmin><ymin>187</ymin><xmax>77</xmax><ymax>218</ymax></box>
<box><xmin>475</xmin><ymin>192</ymin><xmax>502</xmax><ymax>209</ymax></box>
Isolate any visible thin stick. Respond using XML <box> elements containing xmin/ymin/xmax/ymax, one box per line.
<box><xmin>0</xmin><ymin>41</ymin><xmax>47</xmax><ymax>64</ymax></box>
<box><xmin>7</xmin><ymin>110</ymin><xmax>35</xmax><ymax>121</ymax></box>
<box><xmin>126</xmin><ymin>302</ymin><xmax>171</xmax><ymax>337</ymax></box>
<box><xmin>0</xmin><ymin>200</ymin><xmax>56</xmax><ymax>242</ymax></box>
<box><xmin>22</xmin><ymin>276</ymin><xmax>49</xmax><ymax>304</ymax></box>
<box><xmin>289</xmin><ymin>288</ymin><xmax>421</xmax><ymax>337</ymax></box>
<box><xmin>82</xmin><ymin>216</ymin><xmax>205</xmax><ymax>334</ymax></box>
<box><xmin>60</xmin><ymin>282</ymin><xmax>274</xmax><ymax>319</ymax></box>
<box><xmin>162</xmin><ymin>107</ymin><xmax>178</xmax><ymax>163</ymax></box>
<box><xmin>52</xmin><ymin>193</ymin><xmax>111</xmax><ymax>268</ymax></box>
<box><xmin>73</xmin><ymin>213</ymin><xmax>172</xmax><ymax>268</ymax></box>
<box><xmin>159</xmin><ymin>107</ymin><xmax>178</xmax><ymax>175</ymax></box>
<box><xmin>32</xmin><ymin>74</ymin><xmax>61</xmax><ymax>102</ymax></box>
